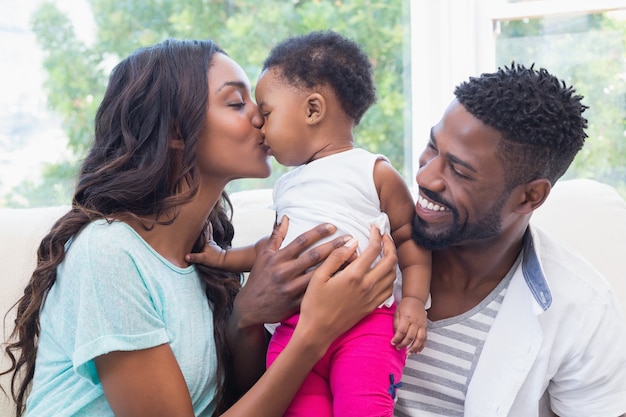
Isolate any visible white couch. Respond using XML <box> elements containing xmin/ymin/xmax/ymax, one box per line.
<box><xmin>1</xmin><ymin>179</ymin><xmax>626</xmax><ymax>416</ymax></box>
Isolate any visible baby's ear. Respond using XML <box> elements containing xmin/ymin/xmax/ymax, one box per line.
<box><xmin>305</xmin><ymin>92</ymin><xmax>326</xmax><ymax>125</ymax></box>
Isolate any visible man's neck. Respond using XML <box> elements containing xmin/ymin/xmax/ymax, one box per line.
<box><xmin>427</xmin><ymin>230</ymin><xmax>525</xmax><ymax>320</ymax></box>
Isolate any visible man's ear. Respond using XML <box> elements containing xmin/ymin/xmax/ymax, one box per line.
<box><xmin>305</xmin><ymin>93</ymin><xmax>326</xmax><ymax>125</ymax></box>
<box><xmin>514</xmin><ymin>179</ymin><xmax>551</xmax><ymax>214</ymax></box>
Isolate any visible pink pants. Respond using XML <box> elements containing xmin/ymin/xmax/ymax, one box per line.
<box><xmin>266</xmin><ymin>305</ymin><xmax>406</xmax><ymax>417</ymax></box>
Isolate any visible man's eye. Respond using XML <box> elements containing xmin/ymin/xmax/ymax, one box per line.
<box><xmin>450</xmin><ymin>165</ymin><xmax>470</xmax><ymax>179</ymax></box>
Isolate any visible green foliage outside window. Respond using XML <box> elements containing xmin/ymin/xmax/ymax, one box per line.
<box><xmin>497</xmin><ymin>13</ymin><xmax>626</xmax><ymax>197</ymax></box>
<box><xmin>4</xmin><ymin>0</ymin><xmax>409</xmax><ymax>207</ymax></box>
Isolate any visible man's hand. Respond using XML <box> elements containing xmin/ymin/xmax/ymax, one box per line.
<box><xmin>233</xmin><ymin>217</ymin><xmax>353</xmax><ymax>328</ymax></box>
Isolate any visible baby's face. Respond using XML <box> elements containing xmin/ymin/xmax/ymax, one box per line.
<box><xmin>255</xmin><ymin>68</ymin><xmax>318</xmax><ymax>167</ymax></box>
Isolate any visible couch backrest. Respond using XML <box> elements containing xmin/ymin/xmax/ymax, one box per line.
<box><xmin>531</xmin><ymin>179</ymin><xmax>626</xmax><ymax>304</ymax></box>
<box><xmin>1</xmin><ymin>206</ymin><xmax>69</xmax><ymax>416</ymax></box>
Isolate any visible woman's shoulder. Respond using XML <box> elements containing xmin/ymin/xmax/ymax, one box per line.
<box><xmin>81</xmin><ymin>218</ymin><xmax>135</xmax><ymax>239</ymax></box>
<box><xmin>70</xmin><ymin>219</ymin><xmax>142</xmax><ymax>255</ymax></box>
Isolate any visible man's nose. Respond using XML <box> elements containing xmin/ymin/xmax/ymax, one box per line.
<box><xmin>415</xmin><ymin>156</ymin><xmax>445</xmax><ymax>192</ymax></box>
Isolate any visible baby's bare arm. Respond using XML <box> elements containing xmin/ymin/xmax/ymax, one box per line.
<box><xmin>374</xmin><ymin>159</ymin><xmax>432</xmax><ymax>354</ymax></box>
<box><xmin>186</xmin><ymin>237</ymin><xmax>269</xmax><ymax>272</ymax></box>
<box><xmin>374</xmin><ymin>159</ymin><xmax>431</xmax><ymax>303</ymax></box>
<box><xmin>393</xmin><ymin>237</ymin><xmax>431</xmax><ymax>354</ymax></box>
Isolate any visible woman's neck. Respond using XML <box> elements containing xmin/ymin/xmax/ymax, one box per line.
<box><xmin>129</xmin><ymin>183</ymin><xmax>223</xmax><ymax>268</ymax></box>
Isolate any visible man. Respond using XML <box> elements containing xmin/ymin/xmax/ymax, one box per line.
<box><xmin>395</xmin><ymin>63</ymin><xmax>626</xmax><ymax>417</ymax></box>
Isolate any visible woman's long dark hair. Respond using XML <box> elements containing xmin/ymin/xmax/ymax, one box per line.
<box><xmin>1</xmin><ymin>39</ymin><xmax>242</xmax><ymax>416</ymax></box>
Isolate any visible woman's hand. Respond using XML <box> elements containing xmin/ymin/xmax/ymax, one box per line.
<box><xmin>294</xmin><ymin>225</ymin><xmax>398</xmax><ymax>354</ymax></box>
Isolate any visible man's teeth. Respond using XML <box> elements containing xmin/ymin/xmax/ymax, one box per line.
<box><xmin>418</xmin><ymin>195</ymin><xmax>447</xmax><ymax>211</ymax></box>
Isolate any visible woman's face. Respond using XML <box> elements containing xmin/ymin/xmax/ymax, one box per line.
<box><xmin>196</xmin><ymin>53</ymin><xmax>271</xmax><ymax>184</ymax></box>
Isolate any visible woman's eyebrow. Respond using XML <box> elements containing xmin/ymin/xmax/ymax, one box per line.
<box><xmin>215</xmin><ymin>80</ymin><xmax>247</xmax><ymax>94</ymax></box>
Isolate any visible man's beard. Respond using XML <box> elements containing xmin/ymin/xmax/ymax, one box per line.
<box><xmin>411</xmin><ymin>193</ymin><xmax>507</xmax><ymax>251</ymax></box>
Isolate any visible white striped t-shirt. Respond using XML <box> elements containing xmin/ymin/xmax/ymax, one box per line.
<box><xmin>394</xmin><ymin>255</ymin><xmax>520</xmax><ymax>416</ymax></box>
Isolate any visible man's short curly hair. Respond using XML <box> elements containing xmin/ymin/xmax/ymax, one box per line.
<box><xmin>262</xmin><ymin>30</ymin><xmax>376</xmax><ymax>125</ymax></box>
<box><xmin>454</xmin><ymin>63</ymin><xmax>588</xmax><ymax>187</ymax></box>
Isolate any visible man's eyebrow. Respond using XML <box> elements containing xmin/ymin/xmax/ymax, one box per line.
<box><xmin>215</xmin><ymin>80</ymin><xmax>247</xmax><ymax>94</ymax></box>
<box><xmin>448</xmin><ymin>153</ymin><xmax>477</xmax><ymax>173</ymax></box>
<box><xmin>429</xmin><ymin>128</ymin><xmax>477</xmax><ymax>173</ymax></box>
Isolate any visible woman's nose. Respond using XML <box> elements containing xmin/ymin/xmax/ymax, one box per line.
<box><xmin>251</xmin><ymin>105</ymin><xmax>264</xmax><ymax>129</ymax></box>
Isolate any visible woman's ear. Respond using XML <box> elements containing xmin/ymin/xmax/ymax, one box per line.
<box><xmin>169</xmin><ymin>138</ymin><xmax>185</xmax><ymax>150</ymax></box>
<box><xmin>169</xmin><ymin>127</ymin><xmax>185</xmax><ymax>150</ymax></box>
<box><xmin>514</xmin><ymin>179</ymin><xmax>552</xmax><ymax>214</ymax></box>
<box><xmin>305</xmin><ymin>93</ymin><xmax>326</xmax><ymax>125</ymax></box>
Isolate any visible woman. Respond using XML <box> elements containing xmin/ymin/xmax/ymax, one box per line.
<box><xmin>1</xmin><ymin>38</ymin><xmax>396</xmax><ymax>417</ymax></box>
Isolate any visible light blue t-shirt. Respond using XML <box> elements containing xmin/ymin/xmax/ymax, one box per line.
<box><xmin>25</xmin><ymin>220</ymin><xmax>218</xmax><ymax>416</ymax></box>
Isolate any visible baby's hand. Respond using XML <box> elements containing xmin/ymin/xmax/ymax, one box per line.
<box><xmin>391</xmin><ymin>296</ymin><xmax>427</xmax><ymax>355</ymax></box>
<box><xmin>185</xmin><ymin>239</ymin><xmax>226</xmax><ymax>267</ymax></box>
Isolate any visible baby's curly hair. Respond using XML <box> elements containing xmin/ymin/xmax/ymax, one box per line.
<box><xmin>262</xmin><ymin>30</ymin><xmax>376</xmax><ymax>124</ymax></box>
<box><xmin>455</xmin><ymin>63</ymin><xmax>588</xmax><ymax>187</ymax></box>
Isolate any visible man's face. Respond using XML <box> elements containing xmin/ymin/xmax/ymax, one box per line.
<box><xmin>412</xmin><ymin>99</ymin><xmax>512</xmax><ymax>250</ymax></box>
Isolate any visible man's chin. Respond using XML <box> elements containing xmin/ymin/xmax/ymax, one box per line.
<box><xmin>411</xmin><ymin>227</ymin><xmax>453</xmax><ymax>251</ymax></box>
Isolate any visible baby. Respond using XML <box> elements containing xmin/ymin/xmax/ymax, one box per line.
<box><xmin>189</xmin><ymin>31</ymin><xmax>431</xmax><ymax>417</ymax></box>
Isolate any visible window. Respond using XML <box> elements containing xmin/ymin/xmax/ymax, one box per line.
<box><xmin>410</xmin><ymin>0</ymin><xmax>626</xmax><ymax>197</ymax></box>
<box><xmin>0</xmin><ymin>0</ymin><xmax>412</xmax><ymax>207</ymax></box>
<box><xmin>495</xmin><ymin>5</ymin><xmax>626</xmax><ymax>191</ymax></box>
<box><xmin>3</xmin><ymin>0</ymin><xmax>625</xmax><ymax>207</ymax></box>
